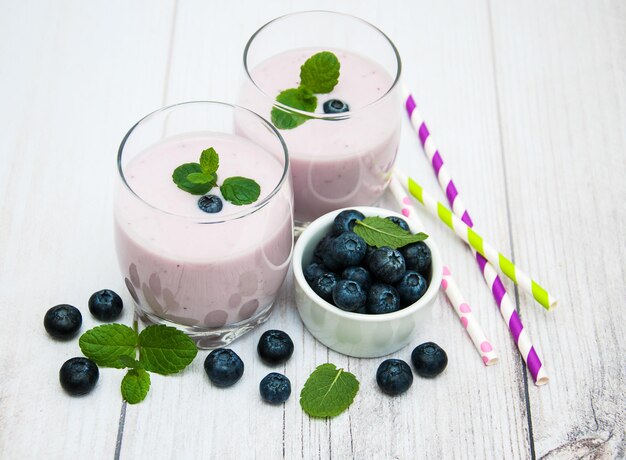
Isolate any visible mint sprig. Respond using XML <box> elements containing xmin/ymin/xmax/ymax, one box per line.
<box><xmin>79</xmin><ymin>323</ymin><xmax>198</xmax><ymax>404</ymax></box>
<box><xmin>300</xmin><ymin>363</ymin><xmax>359</xmax><ymax>418</ymax></box>
<box><xmin>353</xmin><ymin>216</ymin><xmax>429</xmax><ymax>249</ymax></box>
<box><xmin>272</xmin><ymin>51</ymin><xmax>341</xmax><ymax>130</ymax></box>
<box><xmin>172</xmin><ymin>147</ymin><xmax>260</xmax><ymax>206</ymax></box>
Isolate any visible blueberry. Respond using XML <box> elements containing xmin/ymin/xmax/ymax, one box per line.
<box><xmin>376</xmin><ymin>359</ymin><xmax>413</xmax><ymax>396</ymax></box>
<box><xmin>364</xmin><ymin>245</ymin><xmax>376</xmax><ymax>265</ymax></box>
<box><xmin>386</xmin><ymin>216</ymin><xmax>410</xmax><ymax>232</ymax></box>
<box><xmin>332</xmin><ymin>209</ymin><xmax>365</xmax><ymax>235</ymax></box>
<box><xmin>401</xmin><ymin>242</ymin><xmax>431</xmax><ymax>277</ymax></box>
<box><xmin>88</xmin><ymin>289</ymin><xmax>123</xmax><ymax>322</ymax></box>
<box><xmin>310</xmin><ymin>272</ymin><xmax>340</xmax><ymax>303</ymax></box>
<box><xmin>44</xmin><ymin>304</ymin><xmax>82</xmax><ymax>339</ymax></box>
<box><xmin>198</xmin><ymin>195</ymin><xmax>223</xmax><ymax>213</ymax></box>
<box><xmin>314</xmin><ymin>234</ymin><xmax>334</xmax><ymax>261</ymax></box>
<box><xmin>260</xmin><ymin>372</ymin><xmax>291</xmax><ymax>404</ymax></box>
<box><xmin>331</xmin><ymin>232</ymin><xmax>366</xmax><ymax>267</ymax></box>
<box><xmin>320</xmin><ymin>239</ymin><xmax>342</xmax><ymax>272</ymax></box>
<box><xmin>395</xmin><ymin>270</ymin><xmax>428</xmax><ymax>306</ymax></box>
<box><xmin>257</xmin><ymin>330</ymin><xmax>294</xmax><ymax>365</ymax></box>
<box><xmin>204</xmin><ymin>349</ymin><xmax>244</xmax><ymax>387</ymax></box>
<box><xmin>323</xmin><ymin>99</ymin><xmax>350</xmax><ymax>114</ymax></box>
<box><xmin>367</xmin><ymin>283</ymin><xmax>401</xmax><ymax>314</ymax></box>
<box><xmin>368</xmin><ymin>247</ymin><xmax>406</xmax><ymax>284</ymax></box>
<box><xmin>341</xmin><ymin>266</ymin><xmax>372</xmax><ymax>291</ymax></box>
<box><xmin>332</xmin><ymin>280</ymin><xmax>367</xmax><ymax>312</ymax></box>
<box><xmin>59</xmin><ymin>357</ymin><xmax>99</xmax><ymax>395</ymax></box>
<box><xmin>304</xmin><ymin>262</ymin><xmax>327</xmax><ymax>283</ymax></box>
<box><xmin>411</xmin><ymin>342</ymin><xmax>448</xmax><ymax>378</ymax></box>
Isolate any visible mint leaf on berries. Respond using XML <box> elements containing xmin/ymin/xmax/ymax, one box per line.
<box><xmin>300</xmin><ymin>363</ymin><xmax>359</xmax><ymax>418</ymax></box>
<box><xmin>300</xmin><ymin>51</ymin><xmax>340</xmax><ymax>94</ymax></box>
<box><xmin>354</xmin><ymin>216</ymin><xmax>428</xmax><ymax>249</ymax></box>
<box><xmin>220</xmin><ymin>176</ymin><xmax>261</xmax><ymax>206</ymax></box>
<box><xmin>121</xmin><ymin>368</ymin><xmax>151</xmax><ymax>404</ymax></box>
<box><xmin>79</xmin><ymin>324</ymin><xmax>138</xmax><ymax>368</ymax></box>
<box><xmin>271</xmin><ymin>87</ymin><xmax>317</xmax><ymax>130</ymax></box>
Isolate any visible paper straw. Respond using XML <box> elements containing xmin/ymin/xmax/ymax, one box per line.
<box><xmin>394</xmin><ymin>171</ymin><xmax>557</xmax><ymax>313</ymax></box>
<box><xmin>389</xmin><ymin>177</ymin><xmax>498</xmax><ymax>366</ymax></box>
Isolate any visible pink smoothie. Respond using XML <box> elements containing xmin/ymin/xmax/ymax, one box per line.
<box><xmin>114</xmin><ymin>132</ymin><xmax>293</xmax><ymax>328</ymax></box>
<box><xmin>239</xmin><ymin>48</ymin><xmax>401</xmax><ymax>222</ymax></box>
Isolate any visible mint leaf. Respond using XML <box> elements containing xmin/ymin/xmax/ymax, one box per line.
<box><xmin>271</xmin><ymin>87</ymin><xmax>317</xmax><ymax>130</ymax></box>
<box><xmin>138</xmin><ymin>325</ymin><xmax>198</xmax><ymax>375</ymax></box>
<box><xmin>118</xmin><ymin>355</ymin><xmax>143</xmax><ymax>369</ymax></box>
<box><xmin>300</xmin><ymin>51</ymin><xmax>340</xmax><ymax>94</ymax></box>
<box><xmin>172</xmin><ymin>163</ymin><xmax>213</xmax><ymax>195</ymax></box>
<box><xmin>121</xmin><ymin>368</ymin><xmax>151</xmax><ymax>404</ymax></box>
<box><xmin>220</xmin><ymin>176</ymin><xmax>261</xmax><ymax>206</ymax></box>
<box><xmin>79</xmin><ymin>324</ymin><xmax>138</xmax><ymax>368</ymax></box>
<box><xmin>353</xmin><ymin>216</ymin><xmax>428</xmax><ymax>249</ymax></box>
<box><xmin>186</xmin><ymin>172</ymin><xmax>210</xmax><ymax>184</ymax></box>
<box><xmin>300</xmin><ymin>363</ymin><xmax>359</xmax><ymax>418</ymax></box>
<box><xmin>200</xmin><ymin>147</ymin><xmax>219</xmax><ymax>174</ymax></box>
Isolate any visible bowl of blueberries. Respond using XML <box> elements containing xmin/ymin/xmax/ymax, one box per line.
<box><xmin>293</xmin><ymin>207</ymin><xmax>442</xmax><ymax>358</ymax></box>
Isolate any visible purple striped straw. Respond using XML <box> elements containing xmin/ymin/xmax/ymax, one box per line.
<box><xmin>403</xmin><ymin>89</ymin><xmax>548</xmax><ymax>385</ymax></box>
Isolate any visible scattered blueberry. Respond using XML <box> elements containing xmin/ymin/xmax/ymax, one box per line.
<box><xmin>88</xmin><ymin>289</ymin><xmax>123</xmax><ymax>322</ymax></box>
<box><xmin>59</xmin><ymin>357</ymin><xmax>99</xmax><ymax>395</ymax></box>
<box><xmin>198</xmin><ymin>195</ymin><xmax>223</xmax><ymax>213</ymax></box>
<box><xmin>332</xmin><ymin>209</ymin><xmax>365</xmax><ymax>235</ymax></box>
<box><xmin>304</xmin><ymin>262</ymin><xmax>327</xmax><ymax>283</ymax></box>
<box><xmin>331</xmin><ymin>232</ymin><xmax>366</xmax><ymax>267</ymax></box>
<box><xmin>259</xmin><ymin>372</ymin><xmax>291</xmax><ymax>404</ymax></box>
<box><xmin>376</xmin><ymin>359</ymin><xmax>413</xmax><ymax>396</ymax></box>
<box><xmin>257</xmin><ymin>330</ymin><xmax>294</xmax><ymax>365</ymax></box>
<box><xmin>332</xmin><ymin>280</ymin><xmax>367</xmax><ymax>312</ymax></box>
<box><xmin>401</xmin><ymin>242</ymin><xmax>432</xmax><ymax>277</ymax></box>
<box><xmin>342</xmin><ymin>266</ymin><xmax>372</xmax><ymax>291</ymax></box>
<box><xmin>411</xmin><ymin>342</ymin><xmax>448</xmax><ymax>378</ymax></box>
<box><xmin>368</xmin><ymin>247</ymin><xmax>406</xmax><ymax>284</ymax></box>
<box><xmin>204</xmin><ymin>349</ymin><xmax>244</xmax><ymax>387</ymax></box>
<box><xmin>386</xmin><ymin>216</ymin><xmax>410</xmax><ymax>232</ymax></box>
<box><xmin>44</xmin><ymin>304</ymin><xmax>82</xmax><ymax>339</ymax></box>
<box><xmin>323</xmin><ymin>99</ymin><xmax>350</xmax><ymax>114</ymax></box>
<box><xmin>311</xmin><ymin>272</ymin><xmax>340</xmax><ymax>303</ymax></box>
<box><xmin>395</xmin><ymin>271</ymin><xmax>428</xmax><ymax>306</ymax></box>
<box><xmin>367</xmin><ymin>283</ymin><xmax>401</xmax><ymax>314</ymax></box>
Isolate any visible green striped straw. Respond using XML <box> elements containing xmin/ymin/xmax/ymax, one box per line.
<box><xmin>396</xmin><ymin>171</ymin><xmax>557</xmax><ymax>311</ymax></box>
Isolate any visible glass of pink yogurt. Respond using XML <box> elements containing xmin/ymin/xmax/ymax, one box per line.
<box><xmin>115</xmin><ymin>101</ymin><xmax>293</xmax><ymax>348</ymax></box>
<box><xmin>239</xmin><ymin>11</ymin><xmax>402</xmax><ymax>226</ymax></box>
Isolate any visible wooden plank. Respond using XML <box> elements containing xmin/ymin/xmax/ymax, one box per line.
<box><xmin>0</xmin><ymin>1</ymin><xmax>174</xmax><ymax>457</ymax></box>
<box><xmin>489</xmin><ymin>0</ymin><xmax>626</xmax><ymax>458</ymax></box>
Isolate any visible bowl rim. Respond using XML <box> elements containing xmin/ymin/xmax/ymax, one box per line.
<box><xmin>293</xmin><ymin>206</ymin><xmax>442</xmax><ymax>322</ymax></box>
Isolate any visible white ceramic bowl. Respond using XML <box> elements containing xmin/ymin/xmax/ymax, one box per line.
<box><xmin>293</xmin><ymin>206</ymin><xmax>443</xmax><ymax>358</ymax></box>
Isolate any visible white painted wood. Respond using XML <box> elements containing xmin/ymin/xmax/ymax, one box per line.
<box><xmin>1</xmin><ymin>0</ymin><xmax>624</xmax><ymax>459</ymax></box>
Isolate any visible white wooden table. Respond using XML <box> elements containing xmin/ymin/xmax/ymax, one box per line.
<box><xmin>1</xmin><ymin>1</ymin><xmax>624</xmax><ymax>459</ymax></box>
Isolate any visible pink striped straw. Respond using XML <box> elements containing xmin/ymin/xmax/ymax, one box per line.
<box><xmin>402</xmin><ymin>89</ymin><xmax>548</xmax><ymax>385</ymax></box>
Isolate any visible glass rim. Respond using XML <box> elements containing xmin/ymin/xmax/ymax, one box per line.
<box><xmin>117</xmin><ymin>100</ymin><xmax>291</xmax><ymax>224</ymax></box>
<box><xmin>242</xmin><ymin>10</ymin><xmax>403</xmax><ymax>121</ymax></box>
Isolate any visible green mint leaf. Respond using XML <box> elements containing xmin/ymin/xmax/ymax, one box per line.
<box><xmin>200</xmin><ymin>147</ymin><xmax>219</xmax><ymax>174</ymax></box>
<box><xmin>300</xmin><ymin>363</ymin><xmax>359</xmax><ymax>418</ymax></box>
<box><xmin>121</xmin><ymin>368</ymin><xmax>151</xmax><ymax>404</ymax></box>
<box><xmin>79</xmin><ymin>324</ymin><xmax>138</xmax><ymax>369</ymax></box>
<box><xmin>186</xmin><ymin>172</ymin><xmax>214</xmax><ymax>185</ymax></box>
<box><xmin>138</xmin><ymin>325</ymin><xmax>198</xmax><ymax>375</ymax></box>
<box><xmin>220</xmin><ymin>176</ymin><xmax>261</xmax><ymax>206</ymax></box>
<box><xmin>299</xmin><ymin>51</ymin><xmax>340</xmax><ymax>94</ymax></box>
<box><xmin>172</xmin><ymin>163</ymin><xmax>213</xmax><ymax>195</ymax></box>
<box><xmin>353</xmin><ymin>216</ymin><xmax>429</xmax><ymax>249</ymax></box>
<box><xmin>271</xmin><ymin>87</ymin><xmax>317</xmax><ymax>130</ymax></box>
<box><xmin>118</xmin><ymin>355</ymin><xmax>143</xmax><ymax>369</ymax></box>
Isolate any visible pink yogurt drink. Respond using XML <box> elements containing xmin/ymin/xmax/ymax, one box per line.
<box><xmin>114</xmin><ymin>102</ymin><xmax>293</xmax><ymax>348</ymax></box>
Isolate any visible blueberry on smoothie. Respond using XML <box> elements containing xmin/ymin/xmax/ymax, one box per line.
<box><xmin>400</xmin><ymin>241</ymin><xmax>431</xmax><ymax>277</ymax></box>
<box><xmin>257</xmin><ymin>330</ymin><xmax>294</xmax><ymax>365</ymax></box>
<box><xmin>59</xmin><ymin>357</ymin><xmax>99</xmax><ymax>395</ymax></box>
<box><xmin>88</xmin><ymin>289</ymin><xmax>123</xmax><ymax>322</ymax></box>
<box><xmin>259</xmin><ymin>372</ymin><xmax>291</xmax><ymax>404</ymax></box>
<box><xmin>376</xmin><ymin>359</ymin><xmax>413</xmax><ymax>396</ymax></box>
<box><xmin>367</xmin><ymin>283</ymin><xmax>401</xmax><ymax>314</ymax></box>
<box><xmin>304</xmin><ymin>262</ymin><xmax>327</xmax><ymax>283</ymax></box>
<box><xmin>198</xmin><ymin>195</ymin><xmax>223</xmax><ymax>214</ymax></box>
<box><xmin>44</xmin><ymin>304</ymin><xmax>82</xmax><ymax>339</ymax></box>
<box><xmin>332</xmin><ymin>209</ymin><xmax>365</xmax><ymax>235</ymax></box>
<box><xmin>331</xmin><ymin>232</ymin><xmax>367</xmax><ymax>267</ymax></box>
<box><xmin>411</xmin><ymin>342</ymin><xmax>448</xmax><ymax>378</ymax></box>
<box><xmin>323</xmin><ymin>99</ymin><xmax>350</xmax><ymax>114</ymax></box>
<box><xmin>311</xmin><ymin>272</ymin><xmax>340</xmax><ymax>303</ymax></box>
<box><xmin>204</xmin><ymin>349</ymin><xmax>244</xmax><ymax>387</ymax></box>
<box><xmin>368</xmin><ymin>247</ymin><xmax>406</xmax><ymax>284</ymax></box>
<box><xmin>395</xmin><ymin>270</ymin><xmax>428</xmax><ymax>306</ymax></box>
<box><xmin>386</xmin><ymin>216</ymin><xmax>410</xmax><ymax>232</ymax></box>
<box><xmin>332</xmin><ymin>280</ymin><xmax>367</xmax><ymax>312</ymax></box>
<box><xmin>341</xmin><ymin>266</ymin><xmax>372</xmax><ymax>291</ymax></box>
